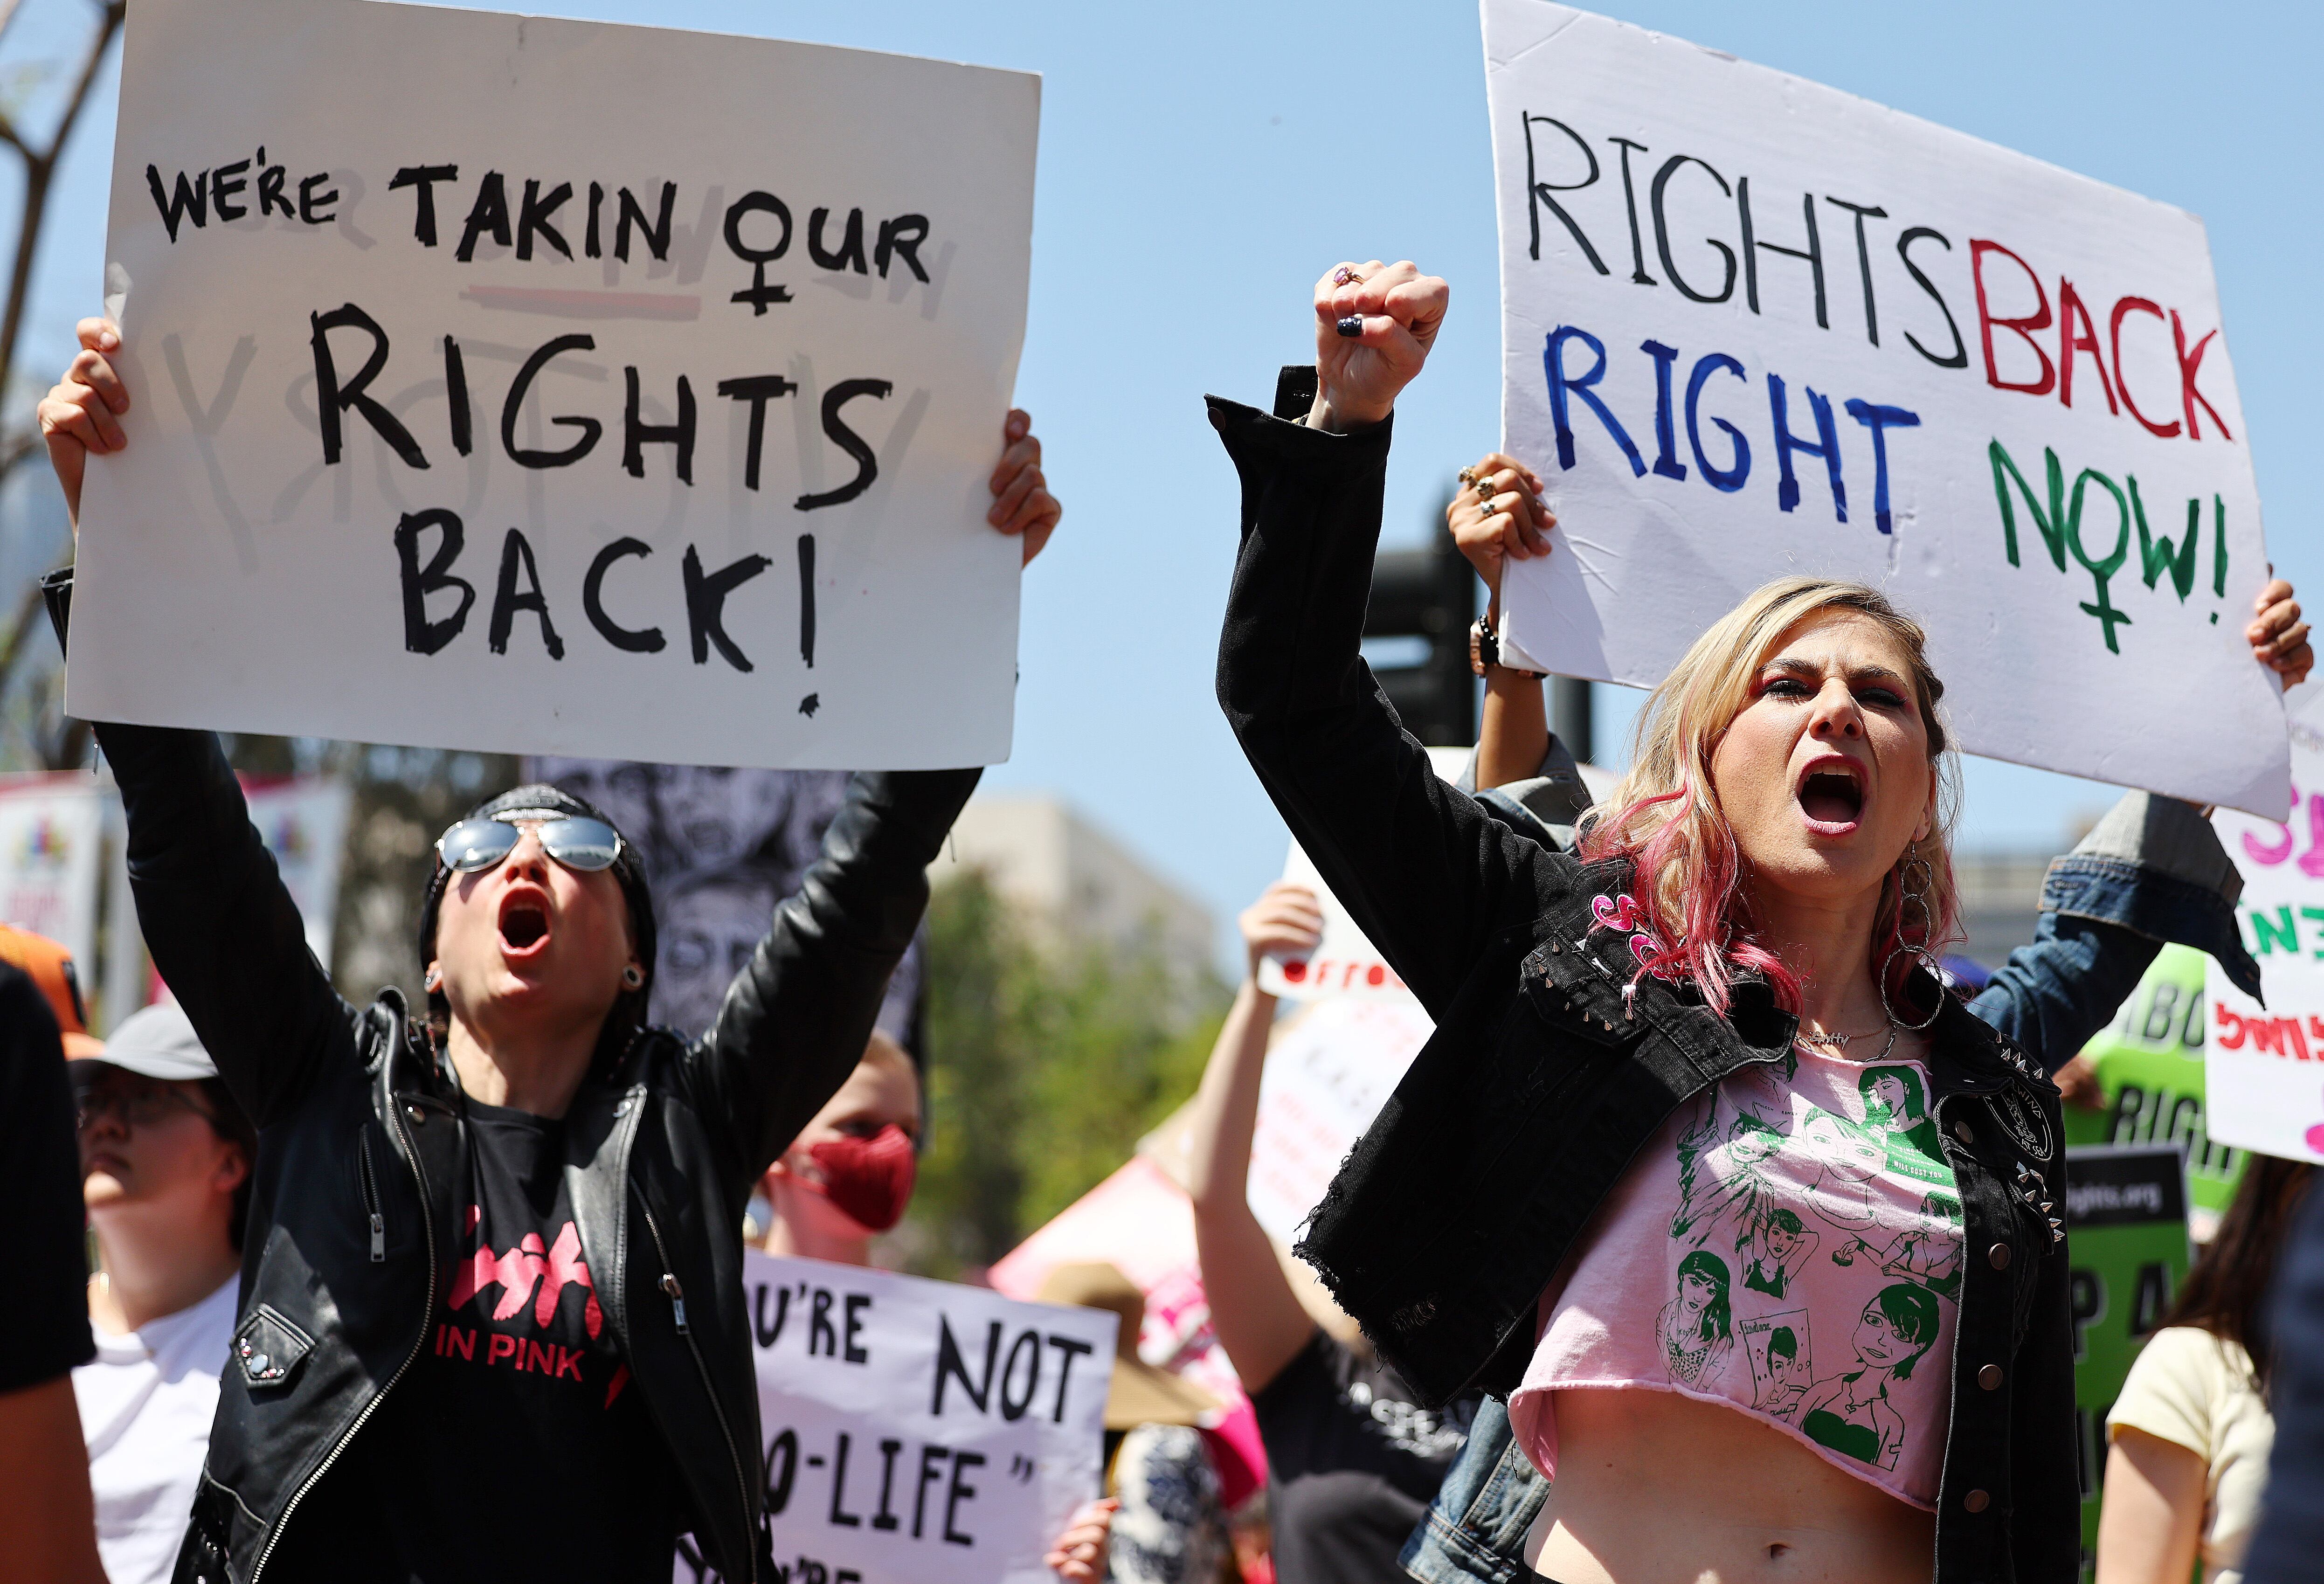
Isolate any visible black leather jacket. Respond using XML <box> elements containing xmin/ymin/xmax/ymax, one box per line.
<box><xmin>52</xmin><ymin>565</ymin><xmax>976</xmax><ymax>1584</ymax></box>
<box><xmin>1209</xmin><ymin>380</ymin><xmax>2077</xmax><ymax>1583</ymax></box>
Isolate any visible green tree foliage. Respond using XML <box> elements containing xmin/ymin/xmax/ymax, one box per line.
<box><xmin>905</xmin><ymin>867</ymin><xmax>1226</xmax><ymax>1280</ymax></box>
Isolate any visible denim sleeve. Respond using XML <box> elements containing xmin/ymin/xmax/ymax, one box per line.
<box><xmin>1968</xmin><ymin>791</ymin><xmax>2262</xmax><ymax>1072</ymax></box>
<box><xmin>1399</xmin><ymin>1399</ymin><xmax>1548</xmax><ymax>1584</ymax></box>
<box><xmin>1461</xmin><ymin>734</ymin><xmax>1594</xmax><ymax>855</ymax></box>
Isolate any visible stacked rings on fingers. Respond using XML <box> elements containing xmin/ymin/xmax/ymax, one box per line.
<box><xmin>1333</xmin><ymin>266</ymin><xmax>1364</xmax><ymax>286</ymax></box>
<box><xmin>1456</xmin><ymin>466</ymin><xmax>1478</xmax><ymax>486</ymax></box>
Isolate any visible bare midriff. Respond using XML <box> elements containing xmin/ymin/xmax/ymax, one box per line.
<box><xmin>1524</xmin><ymin>1388</ymin><xmax>1936</xmax><ymax>1583</ymax></box>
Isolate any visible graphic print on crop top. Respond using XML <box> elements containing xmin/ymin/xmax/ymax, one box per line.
<box><xmin>1511</xmin><ymin>1045</ymin><xmax>1962</xmax><ymax>1509</ymax></box>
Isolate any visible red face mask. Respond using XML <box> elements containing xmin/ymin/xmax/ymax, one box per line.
<box><xmin>804</xmin><ymin>1124</ymin><xmax>917</xmax><ymax>1232</ymax></box>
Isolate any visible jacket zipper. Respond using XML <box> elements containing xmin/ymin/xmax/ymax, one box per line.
<box><xmin>358</xmin><ymin>1134</ymin><xmax>386</xmax><ymax>1262</ymax></box>
<box><xmin>636</xmin><ymin>1190</ymin><xmax>755</xmax><ymax>1583</ymax></box>
<box><xmin>249</xmin><ymin>1102</ymin><xmax>437</xmax><ymax>1584</ymax></box>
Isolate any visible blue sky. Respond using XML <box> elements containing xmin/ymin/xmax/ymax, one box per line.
<box><xmin>9</xmin><ymin>0</ymin><xmax>2319</xmax><ymax>961</ymax></box>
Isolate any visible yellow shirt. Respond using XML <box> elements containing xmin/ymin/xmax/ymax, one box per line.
<box><xmin>2107</xmin><ymin>1327</ymin><xmax>2274</xmax><ymax>1584</ymax></box>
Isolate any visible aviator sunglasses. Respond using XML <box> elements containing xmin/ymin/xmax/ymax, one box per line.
<box><xmin>434</xmin><ymin>809</ymin><xmax>625</xmax><ymax>876</ymax></box>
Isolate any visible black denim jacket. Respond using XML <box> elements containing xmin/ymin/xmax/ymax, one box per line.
<box><xmin>1210</xmin><ymin>377</ymin><xmax>2077</xmax><ymax>1583</ymax></box>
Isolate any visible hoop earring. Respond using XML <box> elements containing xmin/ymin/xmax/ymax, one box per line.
<box><xmin>621</xmin><ymin>965</ymin><xmax>644</xmax><ymax>989</ymax></box>
<box><xmin>1879</xmin><ymin>854</ymin><xmax>1942</xmax><ymax>1031</ymax></box>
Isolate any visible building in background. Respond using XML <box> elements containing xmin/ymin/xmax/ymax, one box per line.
<box><xmin>1952</xmin><ymin>851</ymin><xmax>2054</xmax><ymax>971</ymax></box>
<box><xmin>930</xmin><ymin>793</ymin><xmax>1215</xmax><ymax>990</ymax></box>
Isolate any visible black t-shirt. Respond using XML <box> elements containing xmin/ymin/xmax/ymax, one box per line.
<box><xmin>1249</xmin><ymin>1330</ymin><xmax>1474</xmax><ymax>1584</ymax></box>
<box><xmin>278</xmin><ymin>1100</ymin><xmax>685</xmax><ymax>1582</ymax></box>
<box><xmin>0</xmin><ymin>962</ymin><xmax>94</xmax><ymax>1392</ymax></box>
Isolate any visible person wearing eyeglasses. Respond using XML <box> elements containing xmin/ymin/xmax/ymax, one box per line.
<box><xmin>69</xmin><ymin>1003</ymin><xmax>256</xmax><ymax>1584</ymax></box>
<box><xmin>35</xmin><ymin>318</ymin><xmax>1058</xmax><ymax>1584</ymax></box>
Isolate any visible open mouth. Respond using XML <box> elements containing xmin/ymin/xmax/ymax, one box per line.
<box><xmin>498</xmin><ymin>893</ymin><xmax>551</xmax><ymax>954</ymax></box>
<box><xmin>1796</xmin><ymin>758</ymin><xmax>1867</xmax><ymax>829</ymax></box>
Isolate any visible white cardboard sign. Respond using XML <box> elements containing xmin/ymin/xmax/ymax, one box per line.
<box><xmin>1484</xmin><ymin>0</ymin><xmax>2287</xmax><ymax>817</ymax></box>
<box><xmin>70</xmin><ymin>0</ymin><xmax>1038</xmax><ymax>770</ymax></box>
<box><xmin>1253</xmin><ymin>839</ymin><xmax>1417</xmax><ymax>1002</ymax></box>
<box><xmin>0</xmin><ymin>775</ymin><xmax>107</xmax><ymax>975</ymax></box>
<box><xmin>1245</xmin><ymin>997</ymin><xmax>1434</xmax><ymax>1246</ymax></box>
<box><xmin>242</xmin><ymin>777</ymin><xmax>353</xmax><ymax>968</ymax></box>
<box><xmin>2206</xmin><ymin>687</ymin><xmax>2324</xmax><ymax>1164</ymax></box>
<box><xmin>676</xmin><ymin>1252</ymin><xmax>1115</xmax><ymax>1584</ymax></box>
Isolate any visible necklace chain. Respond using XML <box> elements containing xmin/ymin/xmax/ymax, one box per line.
<box><xmin>1798</xmin><ymin>1024</ymin><xmax>1886</xmax><ymax>1047</ymax></box>
<box><xmin>1794</xmin><ymin>1022</ymin><xmax>1905</xmax><ymax>1059</ymax></box>
<box><xmin>1798</xmin><ymin>1020</ymin><xmax>1901</xmax><ymax>1063</ymax></box>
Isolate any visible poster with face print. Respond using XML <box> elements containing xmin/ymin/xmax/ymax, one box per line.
<box><xmin>524</xmin><ymin>759</ymin><xmax>921</xmax><ymax>1042</ymax></box>
<box><xmin>1482</xmin><ymin>0</ymin><xmax>2287</xmax><ymax>818</ymax></box>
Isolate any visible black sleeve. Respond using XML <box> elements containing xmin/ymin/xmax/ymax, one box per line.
<box><xmin>1209</xmin><ymin>381</ymin><xmax>1579</xmax><ymax>1022</ymax></box>
<box><xmin>46</xmin><ymin>567</ymin><xmax>358</xmax><ymax>1128</ymax></box>
<box><xmin>684</xmin><ymin>767</ymin><xmax>980</xmax><ymax>1191</ymax></box>
<box><xmin>0</xmin><ymin>964</ymin><xmax>95</xmax><ymax>1391</ymax></box>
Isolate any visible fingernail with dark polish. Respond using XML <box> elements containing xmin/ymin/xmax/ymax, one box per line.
<box><xmin>1335</xmin><ymin>315</ymin><xmax>1363</xmax><ymax>338</ymax></box>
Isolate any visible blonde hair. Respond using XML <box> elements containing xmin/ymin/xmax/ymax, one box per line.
<box><xmin>1577</xmin><ymin>577</ymin><xmax>1961</xmax><ymax>1014</ymax></box>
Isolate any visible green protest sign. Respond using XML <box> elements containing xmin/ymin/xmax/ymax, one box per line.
<box><xmin>2063</xmin><ymin>944</ymin><xmax>2244</xmax><ymax>1226</ymax></box>
<box><xmin>2065</xmin><ymin>1143</ymin><xmax>2193</xmax><ymax>1582</ymax></box>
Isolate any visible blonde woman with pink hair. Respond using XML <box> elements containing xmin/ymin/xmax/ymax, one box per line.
<box><xmin>1208</xmin><ymin>260</ymin><xmax>2294</xmax><ymax>1584</ymax></box>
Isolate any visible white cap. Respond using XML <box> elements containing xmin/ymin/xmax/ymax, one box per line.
<box><xmin>77</xmin><ymin>1002</ymin><xmax>217</xmax><ymax>1083</ymax></box>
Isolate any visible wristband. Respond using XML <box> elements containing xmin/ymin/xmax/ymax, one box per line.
<box><xmin>1471</xmin><ymin>614</ymin><xmax>1546</xmax><ymax>679</ymax></box>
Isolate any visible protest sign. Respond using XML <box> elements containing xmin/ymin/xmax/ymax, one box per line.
<box><xmin>1253</xmin><ymin>840</ymin><xmax>1415</xmax><ymax>1002</ymax></box>
<box><xmin>526</xmin><ymin>760</ymin><xmax>920</xmax><ymax>1040</ymax></box>
<box><xmin>988</xmin><ymin>1155</ymin><xmax>1266</xmax><ymax>1505</ymax></box>
<box><xmin>0</xmin><ymin>774</ymin><xmax>105</xmax><ymax>975</ymax></box>
<box><xmin>2062</xmin><ymin>1144</ymin><xmax>2193</xmax><ymax>1578</ymax></box>
<box><xmin>242</xmin><ymin>777</ymin><xmax>353</xmax><ymax>968</ymax></box>
<box><xmin>70</xmin><ymin>0</ymin><xmax>1038</xmax><ymax>770</ymax></box>
<box><xmin>675</xmin><ymin>1252</ymin><xmax>1113</xmax><ymax>1584</ymax></box>
<box><xmin>2206</xmin><ymin>685</ymin><xmax>2324</xmax><ymax>1165</ymax></box>
<box><xmin>2062</xmin><ymin>944</ymin><xmax>2244</xmax><ymax>1231</ymax></box>
<box><xmin>1482</xmin><ymin>0</ymin><xmax>2286</xmax><ymax>817</ymax></box>
<box><xmin>1245</xmin><ymin>997</ymin><xmax>1432</xmax><ymax>1246</ymax></box>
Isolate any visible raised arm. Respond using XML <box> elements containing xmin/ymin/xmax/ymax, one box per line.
<box><xmin>38</xmin><ymin>319</ymin><xmax>352</xmax><ymax>1126</ymax></box>
<box><xmin>1186</xmin><ymin>883</ymin><xmax>1326</xmax><ymax>1395</ymax></box>
<box><xmin>1449</xmin><ymin>449</ymin><xmax>1559</xmax><ymax>791</ymax></box>
<box><xmin>1969</xmin><ymin>792</ymin><xmax>2260</xmax><ymax>1072</ymax></box>
<box><xmin>1965</xmin><ymin>553</ymin><xmax>2303</xmax><ymax>1079</ymax></box>
<box><xmin>1213</xmin><ymin>263</ymin><xmax>1575</xmax><ymax>1016</ymax></box>
<box><xmin>689</xmin><ymin>767</ymin><xmax>979</xmax><ymax>1189</ymax></box>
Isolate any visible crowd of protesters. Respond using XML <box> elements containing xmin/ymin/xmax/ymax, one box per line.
<box><xmin>3</xmin><ymin>243</ymin><xmax>2324</xmax><ymax>1584</ymax></box>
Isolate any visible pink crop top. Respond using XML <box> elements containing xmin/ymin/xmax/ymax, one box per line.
<box><xmin>1508</xmin><ymin>1044</ymin><xmax>1963</xmax><ymax>1509</ymax></box>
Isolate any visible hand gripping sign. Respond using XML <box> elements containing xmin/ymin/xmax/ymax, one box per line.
<box><xmin>2207</xmin><ymin>686</ymin><xmax>2324</xmax><ymax>1166</ymax></box>
<box><xmin>69</xmin><ymin>0</ymin><xmax>1037</xmax><ymax>770</ymax></box>
<box><xmin>674</xmin><ymin>1252</ymin><xmax>1115</xmax><ymax>1584</ymax></box>
<box><xmin>1482</xmin><ymin>0</ymin><xmax>2287</xmax><ymax>817</ymax></box>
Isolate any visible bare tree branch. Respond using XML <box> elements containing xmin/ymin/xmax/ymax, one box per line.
<box><xmin>0</xmin><ymin>0</ymin><xmax>122</xmax><ymax>419</ymax></box>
